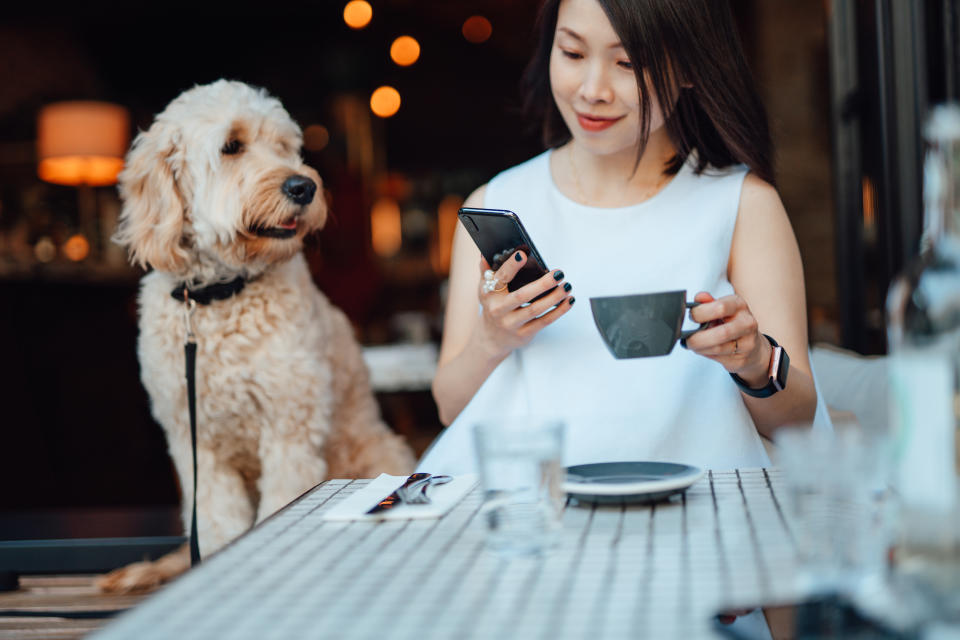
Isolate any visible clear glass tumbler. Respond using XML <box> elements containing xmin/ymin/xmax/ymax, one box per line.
<box><xmin>472</xmin><ymin>419</ymin><xmax>565</xmax><ymax>556</ymax></box>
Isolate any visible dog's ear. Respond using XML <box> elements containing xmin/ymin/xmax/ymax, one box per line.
<box><xmin>113</xmin><ymin>121</ymin><xmax>190</xmax><ymax>273</ymax></box>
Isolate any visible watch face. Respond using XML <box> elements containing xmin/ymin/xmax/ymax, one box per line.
<box><xmin>773</xmin><ymin>347</ymin><xmax>789</xmax><ymax>391</ymax></box>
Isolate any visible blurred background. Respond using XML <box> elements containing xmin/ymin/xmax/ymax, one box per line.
<box><xmin>0</xmin><ymin>0</ymin><xmax>956</xmax><ymax>541</ymax></box>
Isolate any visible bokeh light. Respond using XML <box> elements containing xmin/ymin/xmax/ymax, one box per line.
<box><xmin>371</xmin><ymin>197</ymin><xmax>402</xmax><ymax>257</ymax></box>
<box><xmin>343</xmin><ymin>0</ymin><xmax>372</xmax><ymax>29</ymax></box>
<box><xmin>303</xmin><ymin>124</ymin><xmax>330</xmax><ymax>152</ymax></box>
<box><xmin>462</xmin><ymin>16</ymin><xmax>492</xmax><ymax>44</ymax></box>
<box><xmin>370</xmin><ymin>86</ymin><xmax>401</xmax><ymax>118</ymax></box>
<box><xmin>63</xmin><ymin>234</ymin><xmax>90</xmax><ymax>262</ymax></box>
<box><xmin>431</xmin><ymin>194</ymin><xmax>464</xmax><ymax>275</ymax></box>
<box><xmin>34</xmin><ymin>237</ymin><xmax>56</xmax><ymax>263</ymax></box>
<box><xmin>390</xmin><ymin>36</ymin><xmax>421</xmax><ymax>67</ymax></box>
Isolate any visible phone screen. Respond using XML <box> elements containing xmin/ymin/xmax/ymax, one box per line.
<box><xmin>457</xmin><ymin>207</ymin><xmax>550</xmax><ymax>292</ymax></box>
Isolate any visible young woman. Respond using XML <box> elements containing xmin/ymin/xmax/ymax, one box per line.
<box><xmin>423</xmin><ymin>0</ymin><xmax>824</xmax><ymax>475</ymax></box>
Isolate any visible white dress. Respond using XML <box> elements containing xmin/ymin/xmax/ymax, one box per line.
<box><xmin>419</xmin><ymin>149</ymin><xmax>828</xmax><ymax>476</ymax></box>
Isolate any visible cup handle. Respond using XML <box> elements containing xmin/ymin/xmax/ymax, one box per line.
<box><xmin>679</xmin><ymin>301</ymin><xmax>708</xmax><ymax>348</ymax></box>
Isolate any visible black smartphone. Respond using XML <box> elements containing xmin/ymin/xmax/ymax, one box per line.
<box><xmin>457</xmin><ymin>207</ymin><xmax>551</xmax><ymax>293</ymax></box>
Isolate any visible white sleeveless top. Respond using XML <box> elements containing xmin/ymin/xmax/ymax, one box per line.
<box><xmin>420</xmin><ymin>150</ymin><xmax>783</xmax><ymax>475</ymax></box>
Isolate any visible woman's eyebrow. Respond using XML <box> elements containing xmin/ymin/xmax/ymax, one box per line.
<box><xmin>556</xmin><ymin>26</ymin><xmax>624</xmax><ymax>50</ymax></box>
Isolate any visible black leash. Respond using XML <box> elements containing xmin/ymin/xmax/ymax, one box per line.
<box><xmin>182</xmin><ymin>294</ymin><xmax>201</xmax><ymax>567</ymax></box>
<box><xmin>171</xmin><ymin>277</ymin><xmax>248</xmax><ymax>567</ymax></box>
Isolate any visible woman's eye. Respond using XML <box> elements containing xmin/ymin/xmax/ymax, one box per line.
<box><xmin>221</xmin><ymin>139</ymin><xmax>243</xmax><ymax>155</ymax></box>
<box><xmin>617</xmin><ymin>60</ymin><xmax>634</xmax><ymax>70</ymax></box>
<box><xmin>561</xmin><ymin>49</ymin><xmax>583</xmax><ymax>60</ymax></box>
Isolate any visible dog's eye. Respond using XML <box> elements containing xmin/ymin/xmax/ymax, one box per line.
<box><xmin>221</xmin><ymin>139</ymin><xmax>243</xmax><ymax>155</ymax></box>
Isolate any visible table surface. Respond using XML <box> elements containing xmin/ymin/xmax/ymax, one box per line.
<box><xmin>90</xmin><ymin>469</ymin><xmax>803</xmax><ymax>640</ymax></box>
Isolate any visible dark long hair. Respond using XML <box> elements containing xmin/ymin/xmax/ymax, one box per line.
<box><xmin>521</xmin><ymin>0</ymin><xmax>775</xmax><ymax>186</ymax></box>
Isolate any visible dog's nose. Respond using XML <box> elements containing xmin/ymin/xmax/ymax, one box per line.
<box><xmin>282</xmin><ymin>175</ymin><xmax>317</xmax><ymax>205</ymax></box>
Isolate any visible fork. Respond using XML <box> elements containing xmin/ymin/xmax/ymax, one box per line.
<box><xmin>399</xmin><ymin>475</ymin><xmax>453</xmax><ymax>504</ymax></box>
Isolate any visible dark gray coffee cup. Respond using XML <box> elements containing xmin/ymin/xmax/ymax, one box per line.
<box><xmin>589</xmin><ymin>290</ymin><xmax>707</xmax><ymax>359</ymax></box>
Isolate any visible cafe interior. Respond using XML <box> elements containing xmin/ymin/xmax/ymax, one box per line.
<box><xmin>0</xmin><ymin>0</ymin><xmax>958</xmax><ymax>636</ymax></box>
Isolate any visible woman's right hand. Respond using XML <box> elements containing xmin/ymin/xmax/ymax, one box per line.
<box><xmin>474</xmin><ymin>250</ymin><xmax>575</xmax><ymax>359</ymax></box>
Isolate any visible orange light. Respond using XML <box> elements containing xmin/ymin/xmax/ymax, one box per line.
<box><xmin>36</xmin><ymin>101</ymin><xmax>130</xmax><ymax>186</ymax></box>
<box><xmin>370</xmin><ymin>86</ymin><xmax>401</xmax><ymax>118</ymax></box>
<box><xmin>38</xmin><ymin>157</ymin><xmax>125</xmax><ymax>187</ymax></box>
<box><xmin>371</xmin><ymin>197</ymin><xmax>402</xmax><ymax>257</ymax></box>
<box><xmin>343</xmin><ymin>0</ymin><xmax>372</xmax><ymax>29</ymax></box>
<box><xmin>431</xmin><ymin>194</ymin><xmax>464</xmax><ymax>275</ymax></box>
<box><xmin>462</xmin><ymin>16</ymin><xmax>492</xmax><ymax>44</ymax></box>
<box><xmin>303</xmin><ymin>124</ymin><xmax>330</xmax><ymax>151</ymax></box>
<box><xmin>862</xmin><ymin>176</ymin><xmax>876</xmax><ymax>230</ymax></box>
<box><xmin>63</xmin><ymin>234</ymin><xmax>90</xmax><ymax>262</ymax></box>
<box><xmin>390</xmin><ymin>36</ymin><xmax>421</xmax><ymax>67</ymax></box>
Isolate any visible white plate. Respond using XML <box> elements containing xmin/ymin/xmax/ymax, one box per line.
<box><xmin>563</xmin><ymin>461</ymin><xmax>704</xmax><ymax>504</ymax></box>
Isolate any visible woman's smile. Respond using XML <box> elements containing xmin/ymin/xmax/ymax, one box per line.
<box><xmin>576</xmin><ymin>112</ymin><xmax>624</xmax><ymax>132</ymax></box>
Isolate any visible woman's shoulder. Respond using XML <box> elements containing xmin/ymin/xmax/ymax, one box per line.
<box><xmin>464</xmin><ymin>150</ymin><xmax>552</xmax><ymax>209</ymax></box>
<box><xmin>488</xmin><ymin>150</ymin><xmax>552</xmax><ymax>190</ymax></box>
<box><xmin>736</xmin><ymin>171</ymin><xmax>782</xmax><ymax>217</ymax></box>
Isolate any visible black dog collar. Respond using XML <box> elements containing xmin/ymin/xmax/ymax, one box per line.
<box><xmin>171</xmin><ymin>276</ymin><xmax>246</xmax><ymax>305</ymax></box>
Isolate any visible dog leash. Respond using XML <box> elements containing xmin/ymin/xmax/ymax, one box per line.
<box><xmin>182</xmin><ymin>293</ymin><xmax>201</xmax><ymax>567</ymax></box>
<box><xmin>172</xmin><ymin>277</ymin><xmax>248</xmax><ymax>567</ymax></box>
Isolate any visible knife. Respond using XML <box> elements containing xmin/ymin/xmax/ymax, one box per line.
<box><xmin>366</xmin><ymin>472</ymin><xmax>431</xmax><ymax>514</ymax></box>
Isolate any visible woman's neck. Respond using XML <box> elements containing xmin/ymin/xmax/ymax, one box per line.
<box><xmin>557</xmin><ymin>129</ymin><xmax>678</xmax><ymax>208</ymax></box>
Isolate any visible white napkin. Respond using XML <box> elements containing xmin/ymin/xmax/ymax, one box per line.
<box><xmin>322</xmin><ymin>473</ymin><xmax>478</xmax><ymax>521</ymax></box>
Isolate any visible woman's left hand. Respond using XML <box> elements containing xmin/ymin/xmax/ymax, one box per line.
<box><xmin>682</xmin><ymin>291</ymin><xmax>772</xmax><ymax>387</ymax></box>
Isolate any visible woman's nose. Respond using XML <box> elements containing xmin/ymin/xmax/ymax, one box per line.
<box><xmin>579</xmin><ymin>62</ymin><xmax>614</xmax><ymax>103</ymax></box>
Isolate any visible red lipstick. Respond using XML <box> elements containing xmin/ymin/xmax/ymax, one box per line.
<box><xmin>576</xmin><ymin>113</ymin><xmax>622</xmax><ymax>132</ymax></box>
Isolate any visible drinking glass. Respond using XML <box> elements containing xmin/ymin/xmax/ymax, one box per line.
<box><xmin>472</xmin><ymin>419</ymin><xmax>565</xmax><ymax>555</ymax></box>
<box><xmin>775</xmin><ymin>421</ymin><xmax>892</xmax><ymax>596</ymax></box>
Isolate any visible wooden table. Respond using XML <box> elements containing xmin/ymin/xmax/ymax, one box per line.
<box><xmin>89</xmin><ymin>469</ymin><xmax>803</xmax><ymax>639</ymax></box>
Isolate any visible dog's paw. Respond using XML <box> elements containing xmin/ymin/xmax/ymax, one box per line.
<box><xmin>95</xmin><ymin>561</ymin><xmax>169</xmax><ymax>594</ymax></box>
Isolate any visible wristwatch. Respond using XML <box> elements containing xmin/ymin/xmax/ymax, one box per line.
<box><xmin>729</xmin><ymin>334</ymin><xmax>789</xmax><ymax>398</ymax></box>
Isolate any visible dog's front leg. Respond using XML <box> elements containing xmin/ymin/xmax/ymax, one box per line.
<box><xmin>175</xmin><ymin>447</ymin><xmax>257</xmax><ymax>557</ymax></box>
<box><xmin>256</xmin><ymin>437</ymin><xmax>327</xmax><ymax>522</ymax></box>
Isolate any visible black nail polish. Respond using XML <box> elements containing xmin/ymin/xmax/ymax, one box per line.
<box><xmin>554</xmin><ymin>270</ymin><xmax>565</xmax><ymax>281</ymax></box>
<box><xmin>568</xmin><ymin>296</ymin><xmax>575</xmax><ymax>305</ymax></box>
<box><xmin>563</xmin><ymin>282</ymin><xmax>572</xmax><ymax>292</ymax></box>
<box><xmin>514</xmin><ymin>252</ymin><xmax>523</xmax><ymax>262</ymax></box>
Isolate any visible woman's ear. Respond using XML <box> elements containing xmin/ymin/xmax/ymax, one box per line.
<box><xmin>112</xmin><ymin>121</ymin><xmax>189</xmax><ymax>273</ymax></box>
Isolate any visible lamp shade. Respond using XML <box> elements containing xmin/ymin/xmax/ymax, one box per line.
<box><xmin>37</xmin><ymin>101</ymin><xmax>130</xmax><ymax>186</ymax></box>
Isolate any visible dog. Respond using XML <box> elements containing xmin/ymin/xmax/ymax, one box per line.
<box><xmin>96</xmin><ymin>80</ymin><xmax>415</xmax><ymax>592</ymax></box>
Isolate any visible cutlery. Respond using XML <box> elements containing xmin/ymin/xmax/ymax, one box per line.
<box><xmin>366</xmin><ymin>472</ymin><xmax>431</xmax><ymax>514</ymax></box>
<box><xmin>401</xmin><ymin>475</ymin><xmax>453</xmax><ymax>504</ymax></box>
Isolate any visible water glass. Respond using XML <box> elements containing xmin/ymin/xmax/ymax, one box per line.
<box><xmin>775</xmin><ymin>421</ymin><xmax>893</xmax><ymax>595</ymax></box>
<box><xmin>472</xmin><ymin>419</ymin><xmax>565</xmax><ymax>555</ymax></box>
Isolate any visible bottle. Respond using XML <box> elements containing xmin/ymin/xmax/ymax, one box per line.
<box><xmin>886</xmin><ymin>103</ymin><xmax>960</xmax><ymax>619</ymax></box>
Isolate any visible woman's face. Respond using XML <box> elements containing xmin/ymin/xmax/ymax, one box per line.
<box><xmin>549</xmin><ymin>0</ymin><xmax>666</xmax><ymax>157</ymax></box>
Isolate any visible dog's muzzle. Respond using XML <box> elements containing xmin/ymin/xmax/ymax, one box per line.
<box><xmin>282</xmin><ymin>175</ymin><xmax>316</xmax><ymax>205</ymax></box>
<box><xmin>248</xmin><ymin>174</ymin><xmax>317</xmax><ymax>239</ymax></box>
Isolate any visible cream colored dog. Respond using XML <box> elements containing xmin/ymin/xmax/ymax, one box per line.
<box><xmin>97</xmin><ymin>80</ymin><xmax>414</xmax><ymax>592</ymax></box>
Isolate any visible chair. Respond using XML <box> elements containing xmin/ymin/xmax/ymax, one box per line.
<box><xmin>809</xmin><ymin>343</ymin><xmax>888</xmax><ymax>436</ymax></box>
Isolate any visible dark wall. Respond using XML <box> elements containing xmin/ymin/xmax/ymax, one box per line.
<box><xmin>0</xmin><ymin>278</ymin><xmax>178</xmax><ymax>508</ymax></box>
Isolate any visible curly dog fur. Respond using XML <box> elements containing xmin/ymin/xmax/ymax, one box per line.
<box><xmin>97</xmin><ymin>80</ymin><xmax>415</xmax><ymax>592</ymax></box>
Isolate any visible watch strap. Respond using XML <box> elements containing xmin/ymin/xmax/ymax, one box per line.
<box><xmin>729</xmin><ymin>334</ymin><xmax>789</xmax><ymax>398</ymax></box>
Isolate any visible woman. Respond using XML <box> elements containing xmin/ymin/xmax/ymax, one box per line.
<box><xmin>423</xmin><ymin>0</ymin><xmax>823</xmax><ymax>476</ymax></box>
